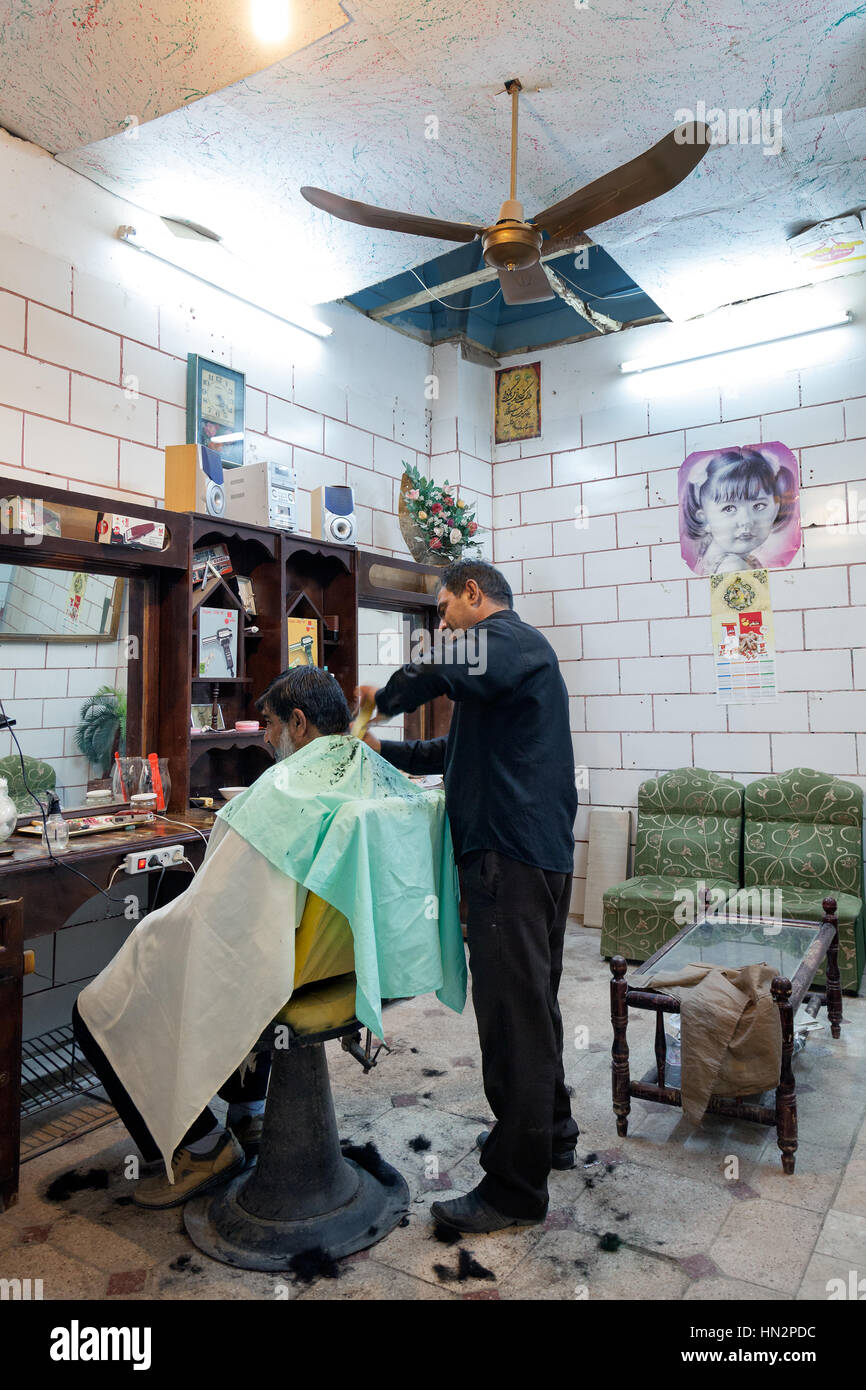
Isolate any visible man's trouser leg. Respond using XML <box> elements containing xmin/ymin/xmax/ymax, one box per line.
<box><xmin>72</xmin><ymin>1002</ymin><xmax>270</xmax><ymax>1161</ymax></box>
<box><xmin>461</xmin><ymin>850</ymin><xmax>577</xmax><ymax>1219</ymax></box>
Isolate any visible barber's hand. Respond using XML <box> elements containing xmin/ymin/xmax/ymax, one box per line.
<box><xmin>362</xmin><ymin>730</ymin><xmax>382</xmax><ymax>753</ymax></box>
<box><xmin>353</xmin><ymin>685</ymin><xmax>386</xmax><ymax>725</ymax></box>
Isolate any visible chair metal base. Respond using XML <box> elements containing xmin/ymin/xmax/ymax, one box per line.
<box><xmin>183</xmin><ymin>1031</ymin><xmax>409</xmax><ymax>1271</ymax></box>
<box><xmin>184</xmin><ymin>1157</ymin><xmax>408</xmax><ymax>1271</ymax></box>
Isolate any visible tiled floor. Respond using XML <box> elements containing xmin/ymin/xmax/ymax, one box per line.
<box><xmin>3</xmin><ymin>927</ymin><xmax>865</xmax><ymax>1301</ymax></box>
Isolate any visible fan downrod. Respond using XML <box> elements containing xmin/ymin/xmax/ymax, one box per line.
<box><xmin>482</xmin><ymin>77</ymin><xmax>542</xmax><ymax>273</ymax></box>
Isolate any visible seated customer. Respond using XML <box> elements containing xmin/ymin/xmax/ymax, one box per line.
<box><xmin>73</xmin><ymin>667</ymin><xmax>465</xmax><ymax>1208</ymax></box>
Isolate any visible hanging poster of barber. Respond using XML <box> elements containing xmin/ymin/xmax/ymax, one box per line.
<box><xmin>356</xmin><ymin>559</ymin><xmax>579</xmax><ymax>1235</ymax></box>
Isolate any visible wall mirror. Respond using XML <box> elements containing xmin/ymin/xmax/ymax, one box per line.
<box><xmin>0</xmin><ymin>564</ymin><xmax>125</xmax><ymax>641</ymax></box>
<box><xmin>0</xmin><ymin>566</ymin><xmax>140</xmax><ymax>815</ymax></box>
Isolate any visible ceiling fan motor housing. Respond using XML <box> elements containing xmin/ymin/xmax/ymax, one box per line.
<box><xmin>482</xmin><ymin>219</ymin><xmax>543</xmax><ymax>272</ymax></box>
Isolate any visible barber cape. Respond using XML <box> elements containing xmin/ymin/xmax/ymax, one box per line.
<box><xmin>77</xmin><ymin>736</ymin><xmax>466</xmax><ymax>1176</ymax></box>
<box><xmin>630</xmin><ymin>962</ymin><xmax>782</xmax><ymax>1125</ymax></box>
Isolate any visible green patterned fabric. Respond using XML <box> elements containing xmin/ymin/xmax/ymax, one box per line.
<box><xmin>603</xmin><ymin>875</ymin><xmax>739</xmax><ymax>962</ymax></box>
<box><xmin>601</xmin><ymin>769</ymin><xmax>744</xmax><ymax>962</ymax></box>
<box><xmin>741</xmin><ymin>768</ymin><xmax>864</xmax><ymax>992</ymax></box>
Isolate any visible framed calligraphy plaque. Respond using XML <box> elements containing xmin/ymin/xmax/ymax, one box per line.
<box><xmin>494</xmin><ymin>362</ymin><xmax>541</xmax><ymax>444</ymax></box>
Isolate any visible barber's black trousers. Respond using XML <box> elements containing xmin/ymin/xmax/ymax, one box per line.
<box><xmin>72</xmin><ymin>1001</ymin><xmax>270</xmax><ymax>1165</ymax></box>
<box><xmin>461</xmin><ymin>850</ymin><xmax>578</xmax><ymax>1219</ymax></box>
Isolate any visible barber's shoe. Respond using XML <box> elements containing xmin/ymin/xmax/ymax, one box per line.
<box><xmin>476</xmin><ymin>1128</ymin><xmax>577</xmax><ymax>1171</ymax></box>
<box><xmin>431</xmin><ymin>1187</ymin><xmax>543</xmax><ymax>1235</ymax></box>
<box><xmin>133</xmin><ymin>1131</ymin><xmax>244</xmax><ymax>1209</ymax></box>
<box><xmin>231</xmin><ymin>1113</ymin><xmax>264</xmax><ymax>1166</ymax></box>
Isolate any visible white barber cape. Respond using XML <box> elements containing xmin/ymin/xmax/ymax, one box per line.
<box><xmin>77</xmin><ymin>818</ymin><xmax>306</xmax><ymax>1177</ymax></box>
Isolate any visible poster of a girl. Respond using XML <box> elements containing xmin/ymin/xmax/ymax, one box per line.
<box><xmin>679</xmin><ymin>444</ymin><xmax>800</xmax><ymax>576</ymax></box>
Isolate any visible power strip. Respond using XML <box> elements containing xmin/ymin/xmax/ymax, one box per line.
<box><xmin>123</xmin><ymin>844</ymin><xmax>186</xmax><ymax>875</ymax></box>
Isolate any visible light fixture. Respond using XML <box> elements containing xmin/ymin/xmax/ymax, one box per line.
<box><xmin>620</xmin><ymin>307</ymin><xmax>851</xmax><ymax>374</ymax></box>
<box><xmin>117</xmin><ymin>224</ymin><xmax>332</xmax><ymax>339</ymax></box>
<box><xmin>250</xmin><ymin>0</ymin><xmax>291</xmax><ymax>43</ymax></box>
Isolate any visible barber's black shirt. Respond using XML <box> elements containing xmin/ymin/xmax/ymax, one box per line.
<box><xmin>374</xmin><ymin>608</ymin><xmax>577</xmax><ymax>873</ymax></box>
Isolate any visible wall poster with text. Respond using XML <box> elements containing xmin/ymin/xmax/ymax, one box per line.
<box><xmin>710</xmin><ymin>568</ymin><xmax>778</xmax><ymax>704</ymax></box>
<box><xmin>494</xmin><ymin>362</ymin><xmax>541</xmax><ymax>444</ymax></box>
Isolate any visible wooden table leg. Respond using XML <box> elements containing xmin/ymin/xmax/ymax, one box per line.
<box><xmin>610</xmin><ymin>955</ymin><xmax>631</xmax><ymax>1137</ymax></box>
<box><xmin>772</xmin><ymin>975</ymin><xmax>797</xmax><ymax>1176</ymax></box>
<box><xmin>823</xmin><ymin>896</ymin><xmax>843</xmax><ymax>1040</ymax></box>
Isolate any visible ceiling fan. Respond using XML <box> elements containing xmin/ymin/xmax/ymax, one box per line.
<box><xmin>301</xmin><ymin>79</ymin><xmax>711</xmax><ymax>307</ymax></box>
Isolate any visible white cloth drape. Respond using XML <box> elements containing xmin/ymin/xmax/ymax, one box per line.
<box><xmin>77</xmin><ymin>820</ymin><xmax>307</xmax><ymax>1177</ymax></box>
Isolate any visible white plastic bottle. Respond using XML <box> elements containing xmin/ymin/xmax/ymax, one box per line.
<box><xmin>41</xmin><ymin>794</ymin><xmax>70</xmax><ymax>853</ymax></box>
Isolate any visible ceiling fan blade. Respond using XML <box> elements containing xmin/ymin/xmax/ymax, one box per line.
<box><xmin>498</xmin><ymin>263</ymin><xmax>556</xmax><ymax>306</ymax></box>
<box><xmin>301</xmin><ymin>186</ymin><xmax>484</xmax><ymax>243</ymax></box>
<box><xmin>532</xmin><ymin>123</ymin><xmax>711</xmax><ymax>239</ymax></box>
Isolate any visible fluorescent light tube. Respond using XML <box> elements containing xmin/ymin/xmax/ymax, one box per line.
<box><xmin>620</xmin><ymin>309</ymin><xmax>851</xmax><ymax>374</ymax></box>
<box><xmin>117</xmin><ymin>224</ymin><xmax>332</xmax><ymax>338</ymax></box>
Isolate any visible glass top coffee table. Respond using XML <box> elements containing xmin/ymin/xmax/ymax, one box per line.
<box><xmin>609</xmin><ymin>897</ymin><xmax>844</xmax><ymax>1174</ymax></box>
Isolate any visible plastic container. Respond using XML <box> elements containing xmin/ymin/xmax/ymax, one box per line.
<box><xmin>130</xmin><ymin>792</ymin><xmax>158</xmax><ymax>817</ymax></box>
<box><xmin>0</xmin><ymin>777</ymin><xmax>17</xmax><ymax>844</ymax></box>
<box><xmin>41</xmin><ymin>795</ymin><xmax>69</xmax><ymax>853</ymax></box>
<box><xmin>234</xmin><ymin>721</ymin><xmax>260</xmax><ymax>732</ymax></box>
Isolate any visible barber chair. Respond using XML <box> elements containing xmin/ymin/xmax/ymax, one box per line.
<box><xmin>184</xmin><ymin>892</ymin><xmax>408</xmax><ymax>1271</ymax></box>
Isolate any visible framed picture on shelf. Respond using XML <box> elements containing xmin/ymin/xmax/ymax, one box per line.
<box><xmin>191</xmin><ymin>704</ymin><xmax>225</xmax><ymax>732</ymax></box>
<box><xmin>187</xmin><ymin>355</ymin><xmax>246</xmax><ymax>469</ymax></box>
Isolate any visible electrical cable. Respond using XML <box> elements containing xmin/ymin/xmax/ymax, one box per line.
<box><xmin>0</xmin><ymin>693</ymin><xmax>129</xmax><ymax>906</ymax></box>
<box><xmin>152</xmin><ymin>812</ymin><xmax>209</xmax><ymax>853</ymax></box>
<box><xmin>407</xmin><ymin>266</ymin><xmax>502</xmax><ymax>312</ymax></box>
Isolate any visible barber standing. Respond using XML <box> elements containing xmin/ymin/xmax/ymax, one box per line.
<box><xmin>357</xmin><ymin>559</ymin><xmax>578</xmax><ymax>1234</ymax></box>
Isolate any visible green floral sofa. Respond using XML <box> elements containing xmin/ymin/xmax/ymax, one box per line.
<box><xmin>601</xmin><ymin>768</ymin><xmax>744</xmax><ymax>963</ymax></box>
<box><xmin>727</xmin><ymin>768</ymin><xmax>864</xmax><ymax>993</ymax></box>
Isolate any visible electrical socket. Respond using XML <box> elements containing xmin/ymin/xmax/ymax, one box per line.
<box><xmin>123</xmin><ymin>845</ymin><xmax>185</xmax><ymax>875</ymax></box>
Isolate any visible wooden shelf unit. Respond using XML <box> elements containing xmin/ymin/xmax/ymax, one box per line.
<box><xmin>0</xmin><ymin>476</ymin><xmax>452</xmax><ymax>813</ymax></box>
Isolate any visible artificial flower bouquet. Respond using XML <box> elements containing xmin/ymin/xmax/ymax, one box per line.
<box><xmin>400</xmin><ymin>460</ymin><xmax>482</xmax><ymax>561</ymax></box>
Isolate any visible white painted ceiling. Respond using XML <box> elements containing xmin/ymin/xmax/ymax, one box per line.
<box><xmin>3</xmin><ymin>0</ymin><xmax>865</xmax><ymax>320</ymax></box>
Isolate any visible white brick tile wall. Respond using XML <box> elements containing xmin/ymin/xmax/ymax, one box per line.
<box><xmin>650</xmin><ymin>615</ymin><xmax>712</xmax><ymax>656</ymax></box>
<box><xmin>0</xmin><ymin>236</ymin><xmax>71</xmax><ymax>312</ymax></box>
<box><xmin>294</xmin><ymin>447</ymin><xmax>345</xmax><ymax>491</ymax></box>
<box><xmin>556</xmin><ymin>586</ymin><xmax>616</xmax><ymax>624</ymax></box>
<box><xmin>571</xmin><ymin>660</ymin><xmax>620</xmax><ymax>694</ymax></box>
<box><xmin>0</xmin><ymin>405</ymin><xmax>23</xmax><ymax>466</ymax></box>
<box><xmin>616</xmin><ymin>431</ymin><xmax>683</xmax><ymax>475</ymax></box>
<box><xmin>586</xmin><ymin>695</ymin><xmax>652</xmax><ymax>731</ymax></box>
<box><xmin>770</xmin><ymin>566</ymin><xmax>849</xmax><ymax>609</ymax></box>
<box><xmin>122</xmin><ymin>339</ymin><xmax>186</xmax><ymax>406</ymax></box>
<box><xmin>28</xmin><ymin>304</ymin><xmax>119</xmax><ymax>383</ymax></box>
<box><xmin>585</xmin><ymin>547</ymin><xmax>649</xmax><ymax>587</ymax></box>
<box><xmin>650</xmin><ymin>386</ymin><xmax>721</xmax><ymax>434</ymax></box>
<box><xmin>808</xmin><ymin>691</ymin><xmax>866</xmax><ymax>731</ymax></box>
<box><xmin>685</xmin><ymin>419</ymin><xmax>760</xmax><ymax>453</ymax></box>
<box><xmin>846</xmin><ymin>396</ymin><xmax>866</xmax><ymax>439</ymax></box>
<box><xmin>541</xmin><ymin>625</ymin><xmax>583</xmax><ymax>661</ymax></box>
<box><xmin>494</xmin><ymin>453</ymin><xmax>551</xmax><ymax>495</ymax></box>
<box><xmin>373</xmin><ymin>436</ymin><xmax>414</xmax><ymax>479</ymax></box>
<box><xmin>552</xmin><ymin>513</ymin><xmax>617</xmax><ymax>555</ymax></box>
<box><xmin>521</xmin><ymin>482</ymin><xmax>580</xmax><ymax>526</ymax></box>
<box><xmin>802</xmin><ymin>440</ymin><xmax>866</xmax><ymax>487</ymax></box>
<box><xmin>157</xmin><ymin>400</ymin><xmax>186</xmax><ymax>448</ymax></box>
<box><xmin>803</xmin><ymin>606</ymin><xmax>866</xmax><ymax>648</ymax></box>
<box><xmin>325</xmin><ymin>419</ymin><xmax>374</xmax><ymax>469</ymax></box>
<box><xmin>771</xmin><ymin>732</ymin><xmax>857</xmax><ymax>775</ymax></box>
<box><xmin>617</xmin><ymin>506</ymin><xmax>679</xmax><ymax>548</ymax></box>
<box><xmin>776</xmin><ymin>649</ymin><xmax>853</xmax><ymax>691</ymax></box>
<box><xmin>619</xmin><ymin>575</ymin><xmax>686</xmax><ymax>619</ymax></box>
<box><xmin>493</xmin><ymin>493</ymin><xmax>520</xmax><ymax>528</ymax></box>
<box><xmin>553</xmin><ymin>443</ymin><xmax>615</xmax><ymax>485</ymax></box>
<box><xmin>620</xmin><ymin>656</ymin><xmax>690</xmax><ymax>693</ymax></box>
<box><xmin>622</xmin><ymin>731</ymin><xmax>692</xmax><ymax>769</ymax></box>
<box><xmin>583</xmin><ymin>620</ymin><xmax>648</xmax><ymax>659</ymax></box>
<box><xmin>722</xmin><ymin>373</ymin><xmax>798</xmax><ymax>420</ymax></box>
<box><xmin>800</xmin><ymin>354</ymin><xmax>866</xmax><ymax>407</ymax></box>
<box><xmin>523</xmin><ymin>554</ymin><xmax>583</xmax><ymax>592</ymax></box>
<box><xmin>517</xmin><ymin>591</ymin><xmax>553</xmax><ymax>626</ymax></box>
<box><xmin>583</xmin><ymin>473</ymin><xmax>647</xmax><ymax>516</ymax></box>
<box><xmin>73</xmin><ymin>269</ymin><xmax>158</xmax><ymax>346</ymax></box>
<box><xmin>71</xmin><ymin>375</ymin><xmax>156</xmax><ymax>445</ymax></box>
<box><xmin>653</xmin><ymin>693</ymin><xmax>727</xmax><ymax>732</ymax></box>
<box><xmin>495</xmin><ymin>522</ymin><xmax>552</xmax><ymax>562</ymax></box>
<box><xmin>0</xmin><ymin>291</ymin><xmax>25</xmax><ymax>350</ymax></box>
<box><xmin>24</xmin><ymin>415</ymin><xmax>117</xmax><ymax>489</ymax></box>
<box><xmin>773</xmin><ymin>610</ymin><xmax>804</xmax><ymax>650</ymax></box>
<box><xmin>269</xmin><ymin>399</ymin><xmax>324</xmax><ymax>452</ymax></box>
<box><xmin>0</xmin><ymin>344</ymin><xmax>68</xmax><ymax>419</ymax></box>
<box><xmin>727</xmin><ymin>693</ymin><xmax>809</xmax><ymax>732</ymax></box>
<box><xmin>762</xmin><ymin>403</ymin><xmax>845</xmax><ymax>448</ymax></box>
<box><xmin>693</xmin><ymin>732</ymin><xmax>770</xmax><ymax>772</ymax></box>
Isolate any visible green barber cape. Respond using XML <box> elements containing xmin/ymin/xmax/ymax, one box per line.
<box><xmin>217</xmin><ymin>735</ymin><xmax>467</xmax><ymax>1035</ymax></box>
